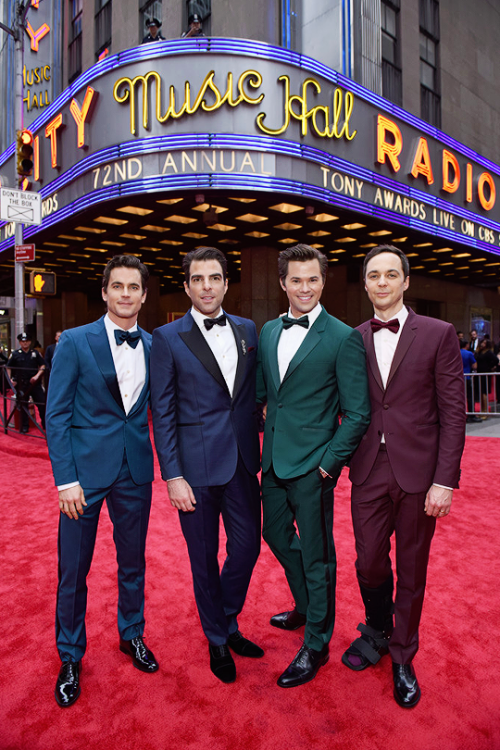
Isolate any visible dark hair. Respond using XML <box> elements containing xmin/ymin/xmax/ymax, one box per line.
<box><xmin>183</xmin><ymin>247</ymin><xmax>227</xmax><ymax>284</ymax></box>
<box><xmin>102</xmin><ymin>254</ymin><xmax>149</xmax><ymax>291</ymax></box>
<box><xmin>459</xmin><ymin>340</ymin><xmax>468</xmax><ymax>349</ymax></box>
<box><xmin>363</xmin><ymin>244</ymin><xmax>410</xmax><ymax>279</ymax></box>
<box><xmin>278</xmin><ymin>243</ymin><xmax>328</xmax><ymax>282</ymax></box>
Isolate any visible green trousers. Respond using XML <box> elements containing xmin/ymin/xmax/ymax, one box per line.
<box><xmin>261</xmin><ymin>466</ymin><xmax>336</xmax><ymax>651</ymax></box>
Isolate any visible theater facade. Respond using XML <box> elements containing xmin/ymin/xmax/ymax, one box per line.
<box><xmin>1</xmin><ymin>38</ymin><xmax>500</xmax><ymax>345</ymax></box>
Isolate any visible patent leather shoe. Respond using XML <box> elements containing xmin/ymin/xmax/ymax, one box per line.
<box><xmin>392</xmin><ymin>662</ymin><xmax>421</xmax><ymax>708</ymax></box>
<box><xmin>119</xmin><ymin>635</ymin><xmax>159</xmax><ymax>672</ymax></box>
<box><xmin>228</xmin><ymin>630</ymin><xmax>264</xmax><ymax>657</ymax></box>
<box><xmin>55</xmin><ymin>660</ymin><xmax>81</xmax><ymax>707</ymax></box>
<box><xmin>277</xmin><ymin>643</ymin><xmax>329</xmax><ymax>688</ymax></box>
<box><xmin>209</xmin><ymin>644</ymin><xmax>236</xmax><ymax>683</ymax></box>
<box><xmin>270</xmin><ymin>608</ymin><xmax>307</xmax><ymax>631</ymax></box>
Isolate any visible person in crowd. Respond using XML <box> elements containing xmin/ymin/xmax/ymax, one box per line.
<box><xmin>44</xmin><ymin>330</ymin><xmax>62</xmax><ymax>371</ymax></box>
<box><xmin>256</xmin><ymin>243</ymin><xmax>370</xmax><ymax>688</ymax></box>
<box><xmin>7</xmin><ymin>331</ymin><xmax>46</xmax><ymax>433</ymax></box>
<box><xmin>474</xmin><ymin>337</ymin><xmax>498</xmax><ymax>417</ymax></box>
<box><xmin>460</xmin><ymin>339</ymin><xmax>481</xmax><ymax>422</ymax></box>
<box><xmin>469</xmin><ymin>328</ymin><xmax>479</xmax><ymax>352</ymax></box>
<box><xmin>456</xmin><ymin>330</ymin><xmax>465</xmax><ymax>342</ymax></box>
<box><xmin>345</xmin><ymin>245</ymin><xmax>466</xmax><ymax>708</ymax></box>
<box><xmin>150</xmin><ymin>246</ymin><xmax>263</xmax><ymax>684</ymax></box>
<box><xmin>142</xmin><ymin>17</ymin><xmax>165</xmax><ymax>43</ymax></box>
<box><xmin>181</xmin><ymin>13</ymin><xmax>206</xmax><ymax>37</ymax></box>
<box><xmin>46</xmin><ymin>255</ymin><xmax>158</xmax><ymax>708</ymax></box>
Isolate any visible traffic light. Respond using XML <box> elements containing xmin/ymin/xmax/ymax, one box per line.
<box><xmin>16</xmin><ymin>129</ymin><xmax>34</xmax><ymax>176</ymax></box>
<box><xmin>29</xmin><ymin>270</ymin><xmax>56</xmax><ymax>295</ymax></box>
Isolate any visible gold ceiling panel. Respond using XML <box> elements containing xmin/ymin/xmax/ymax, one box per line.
<box><xmin>117</xmin><ymin>206</ymin><xmax>153</xmax><ymax>216</ymax></box>
<box><xmin>95</xmin><ymin>216</ymin><xmax>128</xmax><ymax>226</ymax></box>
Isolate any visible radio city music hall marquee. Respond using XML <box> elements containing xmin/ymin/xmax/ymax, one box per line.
<box><xmin>1</xmin><ymin>39</ymin><xmax>500</xmax><ymax>255</ymax></box>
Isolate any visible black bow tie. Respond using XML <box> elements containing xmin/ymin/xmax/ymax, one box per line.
<box><xmin>114</xmin><ymin>329</ymin><xmax>141</xmax><ymax>348</ymax></box>
<box><xmin>204</xmin><ymin>314</ymin><xmax>226</xmax><ymax>331</ymax></box>
<box><xmin>282</xmin><ymin>315</ymin><xmax>309</xmax><ymax>330</ymax></box>
<box><xmin>370</xmin><ymin>318</ymin><xmax>400</xmax><ymax>334</ymax></box>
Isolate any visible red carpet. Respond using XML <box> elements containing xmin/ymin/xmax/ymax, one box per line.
<box><xmin>0</xmin><ymin>430</ymin><xmax>499</xmax><ymax>750</ymax></box>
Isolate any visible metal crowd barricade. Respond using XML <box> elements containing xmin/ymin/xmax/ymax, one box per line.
<box><xmin>0</xmin><ymin>364</ymin><xmax>47</xmax><ymax>438</ymax></box>
<box><xmin>464</xmin><ymin>371</ymin><xmax>500</xmax><ymax>417</ymax></box>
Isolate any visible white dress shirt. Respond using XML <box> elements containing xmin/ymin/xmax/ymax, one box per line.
<box><xmin>277</xmin><ymin>303</ymin><xmax>323</xmax><ymax>382</ymax></box>
<box><xmin>372</xmin><ymin>305</ymin><xmax>409</xmax><ymax>390</ymax></box>
<box><xmin>58</xmin><ymin>314</ymin><xmax>146</xmax><ymax>491</ymax></box>
<box><xmin>191</xmin><ymin>307</ymin><xmax>238</xmax><ymax>396</ymax></box>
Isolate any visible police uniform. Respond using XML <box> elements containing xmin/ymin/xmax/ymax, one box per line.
<box><xmin>7</xmin><ymin>346</ymin><xmax>46</xmax><ymax>431</ymax></box>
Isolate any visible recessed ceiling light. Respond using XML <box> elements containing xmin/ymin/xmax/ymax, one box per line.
<box><xmin>330</xmin><ymin>249</ymin><xmax>346</xmax><ymax>254</ymax></box>
<box><xmin>45</xmin><ymin>242</ymin><xmax>68</xmax><ymax>248</ymax></box>
<box><xmin>308</xmin><ymin>213</ymin><xmax>338</xmax><ymax>222</ymax></box>
<box><xmin>275</xmin><ymin>223</ymin><xmax>302</xmax><ymax>231</ymax></box>
<box><xmin>229</xmin><ymin>197</ymin><xmax>257</xmax><ymax>203</ymax></box>
<box><xmin>140</xmin><ymin>247</ymin><xmax>163</xmax><ymax>252</ymax></box>
<box><xmin>452</xmin><ymin>253</ymin><xmax>471</xmax><ymax>258</ymax></box>
<box><xmin>469</xmin><ymin>258</ymin><xmax>486</xmax><ymax>262</ymax></box>
<box><xmin>413</xmin><ymin>242</ymin><xmax>432</xmax><ymax>247</ymax></box>
<box><xmin>95</xmin><ymin>216</ymin><xmax>128</xmax><ymax>225</ymax></box>
<box><xmin>36</xmin><ymin>249</ymin><xmax>54</xmax><ymax>253</ymax></box>
<box><xmin>455</xmin><ymin>266</ymin><xmax>470</xmax><ymax>270</ymax></box>
<box><xmin>219</xmin><ymin>240</ymin><xmax>240</xmax><ymax>245</ymax></box>
<box><xmin>368</xmin><ymin>230</ymin><xmax>392</xmax><ymax>237</ymax></box>
<box><xmin>117</xmin><ymin>206</ymin><xmax>153</xmax><ymax>216</ymax></box>
<box><xmin>341</xmin><ymin>223</ymin><xmax>366</xmax><ymax>230</ymax></box>
<box><xmin>226</xmin><ymin>250</ymin><xmax>241</xmax><ymax>255</ymax></box>
<box><xmin>269</xmin><ymin>203</ymin><xmax>303</xmax><ymax>213</ymax></box>
<box><xmin>439</xmin><ymin>262</ymin><xmax>453</xmax><ymax>266</ymax></box>
<box><xmin>392</xmin><ymin>237</ymin><xmax>408</xmax><ymax>242</ymax></box>
<box><xmin>406</xmin><ymin>253</ymin><xmax>419</xmax><ymax>257</ymax></box>
<box><xmin>156</xmin><ymin>258</ymin><xmax>174</xmax><ymax>262</ymax></box>
<box><xmin>76</xmin><ymin>226</ymin><xmax>105</xmax><ymax>234</ymax></box>
<box><xmin>160</xmin><ymin>240</ymin><xmax>183</xmax><ymax>246</ymax></box>
<box><xmin>102</xmin><ymin>240</ymin><xmax>126</xmax><ymax>246</ymax></box>
<box><xmin>59</xmin><ymin>234</ymin><xmax>86</xmax><ymax>241</ymax></box>
<box><xmin>157</xmin><ymin>198</ymin><xmax>183</xmax><ymax>205</ymax></box>
<box><xmin>182</xmin><ymin>233</ymin><xmax>208</xmax><ymax>239</ymax></box>
<box><xmin>360</xmin><ymin>243</ymin><xmax>377</xmax><ymax>248</ymax></box>
<box><xmin>84</xmin><ymin>247</ymin><xmax>108</xmax><ymax>252</ymax></box>
<box><xmin>70</xmin><ymin>253</ymin><xmax>91</xmax><ymax>258</ymax></box>
<box><xmin>433</xmin><ymin>247</ymin><xmax>453</xmax><ymax>253</ymax></box>
<box><xmin>412</xmin><ymin>266</ymin><xmax>425</xmax><ymax>269</ymax></box>
<box><xmin>428</xmin><ymin>269</ymin><xmax>440</xmax><ymax>273</ymax></box>
<box><xmin>207</xmin><ymin>224</ymin><xmax>236</xmax><ymax>232</ymax></box>
<box><xmin>309</xmin><ymin>243</ymin><xmax>324</xmax><ymax>249</ymax></box>
<box><xmin>335</xmin><ymin>237</ymin><xmax>356</xmax><ymax>242</ymax></box>
<box><xmin>120</xmin><ymin>234</ymin><xmax>147</xmax><ymax>240</ymax></box>
<box><xmin>165</xmin><ymin>215</ymin><xmax>197</xmax><ymax>224</ymax></box>
<box><xmin>277</xmin><ymin>237</ymin><xmax>299</xmax><ymax>244</ymax></box>
<box><xmin>329</xmin><ymin>258</ymin><xmax>339</xmax><ymax>262</ymax></box>
<box><xmin>141</xmin><ymin>225</ymin><xmax>170</xmax><ymax>233</ymax></box>
<box><xmin>192</xmin><ymin>204</ymin><xmax>228</xmax><ymax>213</ymax></box>
<box><xmin>245</xmin><ymin>231</ymin><xmax>270</xmax><ymax>238</ymax></box>
<box><xmin>236</xmin><ymin>214</ymin><xmax>268</xmax><ymax>223</ymax></box>
<box><xmin>308</xmin><ymin>231</ymin><xmax>331</xmax><ymax>237</ymax></box>
<box><xmin>485</xmin><ymin>262</ymin><xmax>500</xmax><ymax>266</ymax></box>
<box><xmin>352</xmin><ymin>253</ymin><xmax>366</xmax><ymax>258</ymax></box>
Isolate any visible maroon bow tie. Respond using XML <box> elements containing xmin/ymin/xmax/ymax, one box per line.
<box><xmin>370</xmin><ymin>318</ymin><xmax>400</xmax><ymax>334</ymax></box>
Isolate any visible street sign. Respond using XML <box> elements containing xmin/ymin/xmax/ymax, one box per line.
<box><xmin>0</xmin><ymin>187</ymin><xmax>41</xmax><ymax>225</ymax></box>
<box><xmin>29</xmin><ymin>270</ymin><xmax>56</xmax><ymax>295</ymax></box>
<box><xmin>15</xmin><ymin>243</ymin><xmax>35</xmax><ymax>262</ymax></box>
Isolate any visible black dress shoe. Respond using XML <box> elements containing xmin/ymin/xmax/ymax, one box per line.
<box><xmin>270</xmin><ymin>608</ymin><xmax>307</xmax><ymax>631</ymax></box>
<box><xmin>277</xmin><ymin>643</ymin><xmax>329</xmax><ymax>688</ymax></box>
<box><xmin>55</xmin><ymin>660</ymin><xmax>81</xmax><ymax>707</ymax></box>
<box><xmin>392</xmin><ymin>662</ymin><xmax>421</xmax><ymax>708</ymax></box>
<box><xmin>209</xmin><ymin>644</ymin><xmax>236</xmax><ymax>683</ymax></box>
<box><xmin>228</xmin><ymin>630</ymin><xmax>264</xmax><ymax>658</ymax></box>
<box><xmin>119</xmin><ymin>636</ymin><xmax>159</xmax><ymax>673</ymax></box>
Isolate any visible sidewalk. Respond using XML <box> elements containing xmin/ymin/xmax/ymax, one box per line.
<box><xmin>466</xmin><ymin>415</ymin><xmax>500</xmax><ymax>437</ymax></box>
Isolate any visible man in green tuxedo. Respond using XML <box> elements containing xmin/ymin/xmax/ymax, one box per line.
<box><xmin>257</xmin><ymin>244</ymin><xmax>370</xmax><ymax>688</ymax></box>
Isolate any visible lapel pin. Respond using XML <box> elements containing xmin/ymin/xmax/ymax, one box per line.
<box><xmin>241</xmin><ymin>339</ymin><xmax>247</xmax><ymax>355</ymax></box>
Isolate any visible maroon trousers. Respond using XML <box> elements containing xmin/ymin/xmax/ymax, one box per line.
<box><xmin>351</xmin><ymin>446</ymin><xmax>436</xmax><ymax>664</ymax></box>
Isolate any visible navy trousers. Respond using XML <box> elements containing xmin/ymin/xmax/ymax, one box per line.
<box><xmin>178</xmin><ymin>456</ymin><xmax>261</xmax><ymax>646</ymax></box>
<box><xmin>56</xmin><ymin>456</ymin><xmax>152</xmax><ymax>662</ymax></box>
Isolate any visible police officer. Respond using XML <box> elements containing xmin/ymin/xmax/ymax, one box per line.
<box><xmin>181</xmin><ymin>13</ymin><xmax>206</xmax><ymax>37</ymax></box>
<box><xmin>141</xmin><ymin>17</ymin><xmax>165</xmax><ymax>43</ymax></box>
<box><xmin>7</xmin><ymin>332</ymin><xmax>46</xmax><ymax>433</ymax></box>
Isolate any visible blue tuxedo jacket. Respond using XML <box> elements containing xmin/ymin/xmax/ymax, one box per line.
<box><xmin>150</xmin><ymin>310</ymin><xmax>260</xmax><ymax>487</ymax></box>
<box><xmin>46</xmin><ymin>316</ymin><xmax>154</xmax><ymax>491</ymax></box>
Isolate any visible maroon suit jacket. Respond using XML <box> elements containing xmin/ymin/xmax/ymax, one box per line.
<box><xmin>349</xmin><ymin>308</ymin><xmax>466</xmax><ymax>494</ymax></box>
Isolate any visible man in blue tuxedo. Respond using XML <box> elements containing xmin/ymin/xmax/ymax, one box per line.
<box><xmin>150</xmin><ymin>247</ymin><xmax>263</xmax><ymax>683</ymax></box>
<box><xmin>46</xmin><ymin>255</ymin><xmax>158</xmax><ymax>708</ymax></box>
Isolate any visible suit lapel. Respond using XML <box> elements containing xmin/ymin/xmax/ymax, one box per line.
<box><xmin>227</xmin><ymin>316</ymin><xmax>247</xmax><ymax>401</ymax></box>
<box><xmin>179</xmin><ymin>312</ymin><xmax>229</xmax><ymax>395</ymax></box>
<box><xmin>129</xmin><ymin>328</ymin><xmax>150</xmax><ymax>415</ymax></box>
<box><xmin>268</xmin><ymin>321</ymin><xmax>282</xmax><ymax>393</ymax></box>
<box><xmin>281</xmin><ymin>308</ymin><xmax>327</xmax><ymax>385</ymax></box>
<box><xmin>361</xmin><ymin>325</ymin><xmax>384</xmax><ymax>392</ymax></box>
<box><xmin>86</xmin><ymin>318</ymin><xmax>124</xmax><ymax>411</ymax></box>
<box><xmin>385</xmin><ymin>310</ymin><xmax>417</xmax><ymax>389</ymax></box>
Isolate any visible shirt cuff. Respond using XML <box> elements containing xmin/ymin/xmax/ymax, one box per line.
<box><xmin>57</xmin><ymin>481</ymin><xmax>80</xmax><ymax>491</ymax></box>
<box><xmin>166</xmin><ymin>476</ymin><xmax>183</xmax><ymax>482</ymax></box>
<box><xmin>433</xmin><ymin>483</ymin><xmax>453</xmax><ymax>491</ymax></box>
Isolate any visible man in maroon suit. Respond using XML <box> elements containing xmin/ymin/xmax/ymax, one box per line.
<box><xmin>344</xmin><ymin>245</ymin><xmax>465</xmax><ymax>708</ymax></box>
